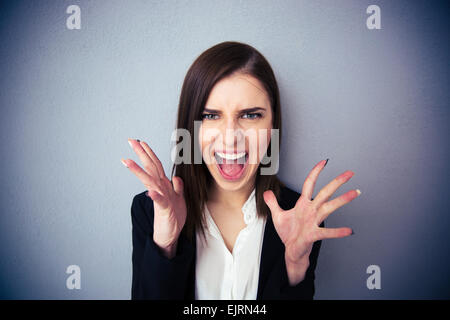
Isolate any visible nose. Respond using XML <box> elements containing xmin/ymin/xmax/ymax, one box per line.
<box><xmin>221</xmin><ymin>118</ymin><xmax>245</xmax><ymax>150</ymax></box>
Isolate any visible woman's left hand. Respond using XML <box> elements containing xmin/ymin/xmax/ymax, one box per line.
<box><xmin>263</xmin><ymin>159</ymin><xmax>361</xmax><ymax>285</ymax></box>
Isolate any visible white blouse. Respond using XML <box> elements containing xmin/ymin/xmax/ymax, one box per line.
<box><xmin>194</xmin><ymin>189</ymin><xmax>267</xmax><ymax>300</ymax></box>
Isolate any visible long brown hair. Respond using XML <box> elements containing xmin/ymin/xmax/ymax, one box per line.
<box><xmin>171</xmin><ymin>41</ymin><xmax>285</xmax><ymax>241</ymax></box>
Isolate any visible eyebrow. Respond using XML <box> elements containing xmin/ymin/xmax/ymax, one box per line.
<box><xmin>203</xmin><ymin>107</ymin><xmax>267</xmax><ymax>113</ymax></box>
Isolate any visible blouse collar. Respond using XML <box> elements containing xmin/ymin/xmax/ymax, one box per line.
<box><xmin>204</xmin><ymin>188</ymin><xmax>258</xmax><ymax>238</ymax></box>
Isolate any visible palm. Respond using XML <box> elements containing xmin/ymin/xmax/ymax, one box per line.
<box><xmin>122</xmin><ymin>139</ymin><xmax>186</xmax><ymax>249</ymax></box>
<box><xmin>264</xmin><ymin>159</ymin><xmax>361</xmax><ymax>263</ymax></box>
<box><xmin>151</xmin><ymin>176</ymin><xmax>187</xmax><ymax>245</ymax></box>
<box><xmin>270</xmin><ymin>201</ymin><xmax>318</xmax><ymax>262</ymax></box>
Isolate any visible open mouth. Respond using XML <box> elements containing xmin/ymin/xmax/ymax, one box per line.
<box><xmin>214</xmin><ymin>151</ymin><xmax>249</xmax><ymax>181</ymax></box>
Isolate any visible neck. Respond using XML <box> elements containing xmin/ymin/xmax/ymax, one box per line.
<box><xmin>209</xmin><ymin>179</ymin><xmax>255</xmax><ymax>210</ymax></box>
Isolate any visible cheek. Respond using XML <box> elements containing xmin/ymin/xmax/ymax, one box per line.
<box><xmin>198</xmin><ymin>125</ymin><xmax>216</xmax><ymax>157</ymax></box>
<box><xmin>246</xmin><ymin>126</ymin><xmax>272</xmax><ymax>165</ymax></box>
<box><xmin>198</xmin><ymin>126</ymin><xmax>209</xmax><ymax>148</ymax></box>
<box><xmin>198</xmin><ymin>126</ymin><xmax>203</xmax><ymax>151</ymax></box>
<box><xmin>257</xmin><ymin>124</ymin><xmax>273</xmax><ymax>154</ymax></box>
<box><xmin>265</xmin><ymin>128</ymin><xmax>272</xmax><ymax>145</ymax></box>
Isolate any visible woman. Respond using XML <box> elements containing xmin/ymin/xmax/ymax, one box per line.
<box><xmin>121</xmin><ymin>41</ymin><xmax>361</xmax><ymax>300</ymax></box>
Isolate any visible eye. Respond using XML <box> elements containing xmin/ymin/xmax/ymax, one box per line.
<box><xmin>242</xmin><ymin>112</ymin><xmax>262</xmax><ymax>119</ymax></box>
<box><xmin>201</xmin><ymin>113</ymin><xmax>219</xmax><ymax>120</ymax></box>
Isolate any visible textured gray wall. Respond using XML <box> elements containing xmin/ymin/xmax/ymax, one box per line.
<box><xmin>0</xmin><ymin>0</ymin><xmax>448</xmax><ymax>299</ymax></box>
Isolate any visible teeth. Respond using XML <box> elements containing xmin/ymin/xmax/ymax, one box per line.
<box><xmin>215</xmin><ymin>152</ymin><xmax>246</xmax><ymax>160</ymax></box>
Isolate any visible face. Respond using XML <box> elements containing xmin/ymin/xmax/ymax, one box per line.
<box><xmin>198</xmin><ymin>72</ymin><xmax>273</xmax><ymax>192</ymax></box>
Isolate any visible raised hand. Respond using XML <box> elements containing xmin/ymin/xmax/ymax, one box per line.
<box><xmin>121</xmin><ymin>138</ymin><xmax>186</xmax><ymax>259</ymax></box>
<box><xmin>263</xmin><ymin>159</ymin><xmax>361</xmax><ymax>285</ymax></box>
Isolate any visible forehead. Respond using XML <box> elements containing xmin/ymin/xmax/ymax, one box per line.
<box><xmin>205</xmin><ymin>73</ymin><xmax>270</xmax><ymax>110</ymax></box>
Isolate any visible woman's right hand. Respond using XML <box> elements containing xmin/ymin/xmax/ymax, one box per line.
<box><xmin>122</xmin><ymin>138</ymin><xmax>186</xmax><ymax>259</ymax></box>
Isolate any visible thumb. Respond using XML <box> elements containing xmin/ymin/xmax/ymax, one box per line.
<box><xmin>263</xmin><ymin>190</ymin><xmax>282</xmax><ymax>217</ymax></box>
<box><xmin>172</xmin><ymin>176</ymin><xmax>184</xmax><ymax>196</ymax></box>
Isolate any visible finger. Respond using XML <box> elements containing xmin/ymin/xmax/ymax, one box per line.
<box><xmin>317</xmin><ymin>189</ymin><xmax>361</xmax><ymax>223</ymax></box>
<box><xmin>128</xmin><ymin>139</ymin><xmax>160</xmax><ymax>178</ymax></box>
<box><xmin>301</xmin><ymin>159</ymin><xmax>328</xmax><ymax>201</ymax></box>
<box><xmin>313</xmin><ymin>170</ymin><xmax>355</xmax><ymax>208</ymax></box>
<box><xmin>122</xmin><ymin>158</ymin><xmax>164</xmax><ymax>195</ymax></box>
<box><xmin>146</xmin><ymin>190</ymin><xmax>169</xmax><ymax>209</ymax></box>
<box><xmin>316</xmin><ymin>227</ymin><xmax>352</xmax><ymax>240</ymax></box>
<box><xmin>139</xmin><ymin>140</ymin><xmax>166</xmax><ymax>180</ymax></box>
<box><xmin>263</xmin><ymin>190</ymin><xmax>283</xmax><ymax>222</ymax></box>
<box><xmin>172</xmin><ymin>176</ymin><xmax>184</xmax><ymax>196</ymax></box>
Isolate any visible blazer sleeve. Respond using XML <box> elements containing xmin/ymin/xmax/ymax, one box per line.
<box><xmin>277</xmin><ymin>237</ymin><xmax>322</xmax><ymax>300</ymax></box>
<box><xmin>258</xmin><ymin>186</ymin><xmax>323</xmax><ymax>300</ymax></box>
<box><xmin>260</xmin><ymin>235</ymin><xmax>322</xmax><ymax>300</ymax></box>
<box><xmin>131</xmin><ymin>192</ymin><xmax>195</xmax><ymax>300</ymax></box>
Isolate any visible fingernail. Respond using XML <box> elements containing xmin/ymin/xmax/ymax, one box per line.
<box><xmin>356</xmin><ymin>189</ymin><xmax>361</xmax><ymax>196</ymax></box>
<box><xmin>324</xmin><ymin>158</ymin><xmax>329</xmax><ymax>167</ymax></box>
<box><xmin>128</xmin><ymin>139</ymin><xmax>132</xmax><ymax>147</ymax></box>
<box><xmin>121</xmin><ymin>158</ymin><xmax>128</xmax><ymax>168</ymax></box>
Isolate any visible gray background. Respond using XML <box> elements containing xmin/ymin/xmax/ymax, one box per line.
<box><xmin>0</xmin><ymin>0</ymin><xmax>448</xmax><ymax>299</ymax></box>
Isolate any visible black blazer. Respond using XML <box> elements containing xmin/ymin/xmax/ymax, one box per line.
<box><xmin>130</xmin><ymin>185</ymin><xmax>322</xmax><ymax>300</ymax></box>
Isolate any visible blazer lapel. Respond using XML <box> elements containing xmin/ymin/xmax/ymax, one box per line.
<box><xmin>256</xmin><ymin>186</ymin><xmax>300</xmax><ymax>299</ymax></box>
<box><xmin>256</xmin><ymin>213</ymin><xmax>284</xmax><ymax>299</ymax></box>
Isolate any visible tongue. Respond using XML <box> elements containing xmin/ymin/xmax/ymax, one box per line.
<box><xmin>220</xmin><ymin>163</ymin><xmax>243</xmax><ymax>176</ymax></box>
